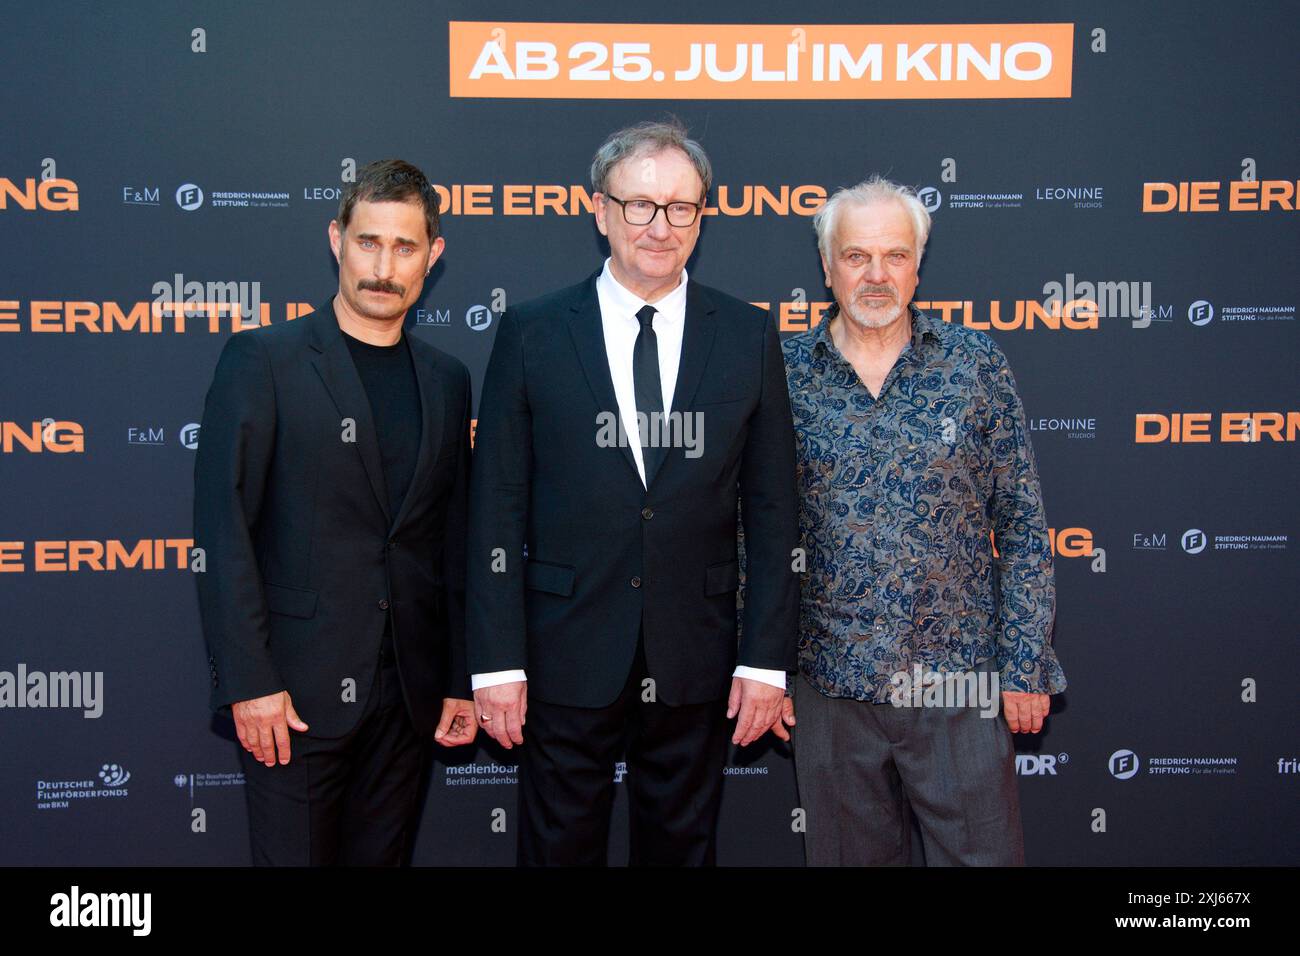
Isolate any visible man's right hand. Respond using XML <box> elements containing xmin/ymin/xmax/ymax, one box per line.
<box><xmin>473</xmin><ymin>681</ymin><xmax>527</xmax><ymax>749</ymax></box>
<box><xmin>232</xmin><ymin>691</ymin><xmax>308</xmax><ymax>767</ymax></box>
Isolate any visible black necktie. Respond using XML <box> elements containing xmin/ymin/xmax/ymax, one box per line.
<box><xmin>633</xmin><ymin>304</ymin><xmax>666</xmax><ymax>486</ymax></box>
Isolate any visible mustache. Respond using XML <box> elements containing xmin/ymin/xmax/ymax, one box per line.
<box><xmin>854</xmin><ymin>283</ymin><xmax>897</xmax><ymax>301</ymax></box>
<box><xmin>358</xmin><ymin>279</ymin><xmax>405</xmax><ymax>295</ymax></box>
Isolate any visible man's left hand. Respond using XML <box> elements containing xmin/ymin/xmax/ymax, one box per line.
<box><xmin>1001</xmin><ymin>691</ymin><xmax>1050</xmax><ymax>733</ymax></box>
<box><xmin>434</xmin><ymin>697</ymin><xmax>477</xmax><ymax>747</ymax></box>
<box><xmin>727</xmin><ymin>677</ymin><xmax>786</xmax><ymax>746</ymax></box>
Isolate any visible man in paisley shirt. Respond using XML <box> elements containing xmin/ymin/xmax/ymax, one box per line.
<box><xmin>783</xmin><ymin>176</ymin><xmax>1067</xmax><ymax>866</ymax></box>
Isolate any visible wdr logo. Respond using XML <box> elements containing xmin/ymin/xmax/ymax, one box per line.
<box><xmin>1016</xmin><ymin>753</ymin><xmax>1067</xmax><ymax>776</ymax></box>
<box><xmin>1182</xmin><ymin>529</ymin><xmax>1207</xmax><ymax>554</ymax></box>
<box><xmin>1109</xmin><ymin>749</ymin><xmax>1140</xmax><ymax>780</ymax></box>
<box><xmin>1188</xmin><ymin>299</ymin><xmax>1214</xmax><ymax>326</ymax></box>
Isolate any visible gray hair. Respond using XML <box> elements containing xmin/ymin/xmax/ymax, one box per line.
<box><xmin>590</xmin><ymin>120</ymin><xmax>713</xmax><ymax>200</ymax></box>
<box><xmin>813</xmin><ymin>175</ymin><xmax>931</xmax><ymax>261</ymax></box>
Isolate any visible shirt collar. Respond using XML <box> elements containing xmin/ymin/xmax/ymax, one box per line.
<box><xmin>812</xmin><ymin>300</ymin><xmax>937</xmax><ymax>358</ymax></box>
<box><xmin>597</xmin><ymin>257</ymin><xmax>688</xmax><ymax>323</ymax></box>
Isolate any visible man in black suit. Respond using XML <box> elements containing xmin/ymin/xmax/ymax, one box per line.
<box><xmin>194</xmin><ymin>159</ymin><xmax>476</xmax><ymax>866</ymax></box>
<box><xmin>467</xmin><ymin>121</ymin><xmax>800</xmax><ymax>866</ymax></box>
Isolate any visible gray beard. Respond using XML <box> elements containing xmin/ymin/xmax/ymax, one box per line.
<box><xmin>843</xmin><ymin>297</ymin><xmax>906</xmax><ymax>330</ymax></box>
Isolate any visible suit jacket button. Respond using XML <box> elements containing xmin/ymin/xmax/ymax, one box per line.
<box><xmin>641</xmin><ymin>507</ymin><xmax>653</xmax><ymax>520</ymax></box>
<box><xmin>630</xmin><ymin>576</ymin><xmax>642</xmax><ymax>588</ymax></box>
<box><xmin>379</xmin><ymin>599</ymin><xmax>390</xmax><ymax>610</ymax></box>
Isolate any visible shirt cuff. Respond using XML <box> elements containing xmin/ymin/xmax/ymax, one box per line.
<box><xmin>471</xmin><ymin>669</ymin><xmax>528</xmax><ymax>691</ymax></box>
<box><xmin>732</xmin><ymin>666</ymin><xmax>786</xmax><ymax>691</ymax></box>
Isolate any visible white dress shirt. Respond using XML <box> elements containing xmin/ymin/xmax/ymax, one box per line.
<box><xmin>472</xmin><ymin>260</ymin><xmax>785</xmax><ymax>692</ymax></box>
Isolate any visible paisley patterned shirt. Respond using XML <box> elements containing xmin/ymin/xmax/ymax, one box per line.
<box><xmin>781</xmin><ymin>303</ymin><xmax>1067</xmax><ymax>701</ymax></box>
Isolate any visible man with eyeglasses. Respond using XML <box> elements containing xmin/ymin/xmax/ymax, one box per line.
<box><xmin>466</xmin><ymin>119</ymin><xmax>800</xmax><ymax>865</ymax></box>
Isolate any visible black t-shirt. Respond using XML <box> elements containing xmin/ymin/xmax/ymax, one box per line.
<box><xmin>342</xmin><ymin>329</ymin><xmax>422</xmax><ymax>658</ymax></box>
<box><xmin>342</xmin><ymin>330</ymin><xmax>422</xmax><ymax>518</ymax></box>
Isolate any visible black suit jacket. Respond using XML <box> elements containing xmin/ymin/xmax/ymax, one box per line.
<box><xmin>194</xmin><ymin>299</ymin><xmax>472</xmax><ymax>739</ymax></box>
<box><xmin>466</xmin><ymin>271</ymin><xmax>799</xmax><ymax>708</ymax></box>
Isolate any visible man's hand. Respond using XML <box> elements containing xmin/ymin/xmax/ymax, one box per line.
<box><xmin>727</xmin><ymin>677</ymin><xmax>787</xmax><ymax>746</ymax></box>
<box><xmin>434</xmin><ymin>698</ymin><xmax>478</xmax><ymax>747</ymax></box>
<box><xmin>1002</xmin><ymin>691</ymin><xmax>1050</xmax><ymax>733</ymax></box>
<box><xmin>767</xmin><ymin>695</ymin><xmax>796</xmax><ymax>742</ymax></box>
<box><xmin>473</xmin><ymin>681</ymin><xmax>527</xmax><ymax>749</ymax></box>
<box><xmin>232</xmin><ymin>691</ymin><xmax>308</xmax><ymax>767</ymax></box>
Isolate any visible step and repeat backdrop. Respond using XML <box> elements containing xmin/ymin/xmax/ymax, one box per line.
<box><xmin>2</xmin><ymin>1</ymin><xmax>1296</xmax><ymax>865</ymax></box>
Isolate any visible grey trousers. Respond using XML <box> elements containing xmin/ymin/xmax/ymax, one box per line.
<box><xmin>792</xmin><ymin>663</ymin><xmax>1025</xmax><ymax>866</ymax></box>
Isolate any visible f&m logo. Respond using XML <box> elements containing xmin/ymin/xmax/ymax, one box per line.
<box><xmin>0</xmin><ymin>176</ymin><xmax>79</xmax><ymax>211</ymax></box>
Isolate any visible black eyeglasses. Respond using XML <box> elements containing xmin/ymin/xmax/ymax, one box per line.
<box><xmin>604</xmin><ymin>193</ymin><xmax>702</xmax><ymax>227</ymax></box>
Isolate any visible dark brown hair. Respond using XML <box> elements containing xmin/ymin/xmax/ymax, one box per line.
<box><xmin>337</xmin><ymin>159</ymin><xmax>440</xmax><ymax>241</ymax></box>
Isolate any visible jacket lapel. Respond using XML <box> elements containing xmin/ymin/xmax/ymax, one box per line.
<box><xmin>389</xmin><ymin>337</ymin><xmax>443</xmax><ymax>535</ymax></box>
<box><xmin>668</xmin><ymin>279</ymin><xmax>718</xmax><ymax>420</ymax></box>
<box><xmin>566</xmin><ymin>271</ymin><xmax>641</xmax><ymax>482</ymax></box>
<box><xmin>650</xmin><ymin>279</ymin><xmax>718</xmax><ymax>490</ymax></box>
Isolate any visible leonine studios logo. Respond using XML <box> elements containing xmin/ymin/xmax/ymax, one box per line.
<box><xmin>1034</xmin><ymin>184</ymin><xmax>1103</xmax><ymax>208</ymax></box>
<box><xmin>1029</xmin><ymin>415</ymin><xmax>1096</xmax><ymax>439</ymax></box>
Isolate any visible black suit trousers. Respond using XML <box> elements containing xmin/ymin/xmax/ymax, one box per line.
<box><xmin>517</xmin><ymin>632</ymin><xmax>730</xmax><ymax>867</ymax></box>
<box><xmin>238</xmin><ymin>643</ymin><xmax>428</xmax><ymax>866</ymax></box>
